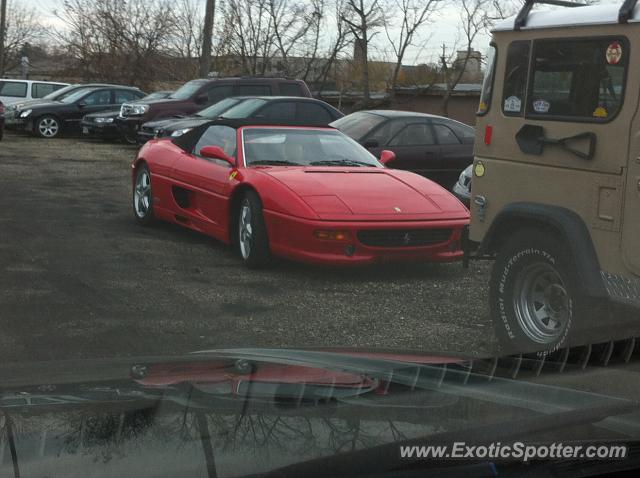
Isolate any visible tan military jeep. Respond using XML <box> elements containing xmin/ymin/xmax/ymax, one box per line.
<box><xmin>470</xmin><ymin>0</ymin><xmax>640</xmax><ymax>353</ymax></box>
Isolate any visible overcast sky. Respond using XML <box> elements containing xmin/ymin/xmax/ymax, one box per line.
<box><xmin>21</xmin><ymin>0</ymin><xmax>618</xmax><ymax>65</ymax></box>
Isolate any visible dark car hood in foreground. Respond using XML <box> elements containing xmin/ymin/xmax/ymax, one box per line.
<box><xmin>2</xmin><ymin>345</ymin><xmax>640</xmax><ymax>477</ymax></box>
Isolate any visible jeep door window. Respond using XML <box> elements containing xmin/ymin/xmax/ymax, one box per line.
<box><xmin>502</xmin><ymin>41</ymin><xmax>530</xmax><ymax>116</ymax></box>
<box><xmin>477</xmin><ymin>44</ymin><xmax>496</xmax><ymax>115</ymax></box>
<box><xmin>527</xmin><ymin>38</ymin><xmax>627</xmax><ymax>121</ymax></box>
<box><xmin>0</xmin><ymin>81</ymin><xmax>27</xmax><ymax>98</ymax></box>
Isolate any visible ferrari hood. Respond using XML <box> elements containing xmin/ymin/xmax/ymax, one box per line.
<box><xmin>261</xmin><ymin>168</ymin><xmax>468</xmax><ymax>220</ymax></box>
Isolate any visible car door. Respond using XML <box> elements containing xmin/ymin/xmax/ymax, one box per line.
<box><xmin>170</xmin><ymin>125</ymin><xmax>237</xmax><ymax>236</ymax></box>
<box><xmin>69</xmin><ymin>89</ymin><xmax>114</xmax><ymax>128</ymax></box>
<box><xmin>384</xmin><ymin>121</ymin><xmax>441</xmax><ymax>178</ymax></box>
<box><xmin>432</xmin><ymin>121</ymin><xmax>474</xmax><ymax>185</ymax></box>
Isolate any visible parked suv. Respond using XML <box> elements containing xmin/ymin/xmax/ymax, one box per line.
<box><xmin>116</xmin><ymin>77</ymin><xmax>311</xmax><ymax>141</ymax></box>
<box><xmin>0</xmin><ymin>79</ymin><xmax>68</xmax><ymax>105</ymax></box>
<box><xmin>469</xmin><ymin>0</ymin><xmax>640</xmax><ymax>354</ymax></box>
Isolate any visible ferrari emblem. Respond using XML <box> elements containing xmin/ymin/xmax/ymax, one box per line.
<box><xmin>229</xmin><ymin>170</ymin><xmax>238</xmax><ymax>180</ymax></box>
<box><xmin>394</xmin><ymin>206</ymin><xmax>402</xmax><ymax>212</ymax></box>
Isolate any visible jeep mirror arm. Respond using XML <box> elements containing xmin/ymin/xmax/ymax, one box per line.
<box><xmin>515</xmin><ymin>124</ymin><xmax>596</xmax><ymax>161</ymax></box>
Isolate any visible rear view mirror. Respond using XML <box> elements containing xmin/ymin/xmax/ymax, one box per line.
<box><xmin>379</xmin><ymin>150</ymin><xmax>396</xmax><ymax>166</ymax></box>
<box><xmin>363</xmin><ymin>139</ymin><xmax>379</xmax><ymax>149</ymax></box>
<box><xmin>200</xmin><ymin>146</ymin><xmax>234</xmax><ymax>165</ymax></box>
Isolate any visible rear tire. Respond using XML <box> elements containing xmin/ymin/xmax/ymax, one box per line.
<box><xmin>133</xmin><ymin>164</ymin><xmax>155</xmax><ymax>226</ymax></box>
<box><xmin>237</xmin><ymin>191</ymin><xmax>271</xmax><ymax>268</ymax></box>
<box><xmin>490</xmin><ymin>229</ymin><xmax>584</xmax><ymax>355</ymax></box>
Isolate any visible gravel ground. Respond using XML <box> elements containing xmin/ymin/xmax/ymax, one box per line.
<box><xmin>0</xmin><ymin>131</ymin><xmax>496</xmax><ymax>363</ymax></box>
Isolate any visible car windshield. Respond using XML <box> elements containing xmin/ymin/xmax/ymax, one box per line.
<box><xmin>221</xmin><ymin>98</ymin><xmax>268</xmax><ymax>118</ymax></box>
<box><xmin>242</xmin><ymin>128</ymin><xmax>381</xmax><ymax>167</ymax></box>
<box><xmin>60</xmin><ymin>88</ymin><xmax>96</xmax><ymax>104</ymax></box>
<box><xmin>330</xmin><ymin>111</ymin><xmax>387</xmax><ymax>140</ymax></box>
<box><xmin>169</xmin><ymin>80</ymin><xmax>206</xmax><ymax>100</ymax></box>
<box><xmin>43</xmin><ymin>84</ymin><xmax>78</xmax><ymax>101</ymax></box>
<box><xmin>197</xmin><ymin>97</ymin><xmax>245</xmax><ymax>118</ymax></box>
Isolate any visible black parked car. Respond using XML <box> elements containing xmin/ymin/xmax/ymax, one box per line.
<box><xmin>81</xmin><ymin>91</ymin><xmax>173</xmax><ymax>143</ymax></box>
<box><xmin>331</xmin><ymin>110</ymin><xmax>474</xmax><ymax>186</ymax></box>
<box><xmin>139</xmin><ymin>96</ymin><xmax>344</xmax><ymax>143</ymax></box>
<box><xmin>14</xmin><ymin>86</ymin><xmax>146</xmax><ymax>138</ymax></box>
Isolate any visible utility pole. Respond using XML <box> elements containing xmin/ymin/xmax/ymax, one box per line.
<box><xmin>199</xmin><ymin>0</ymin><xmax>216</xmax><ymax>78</ymax></box>
<box><xmin>0</xmin><ymin>0</ymin><xmax>7</xmax><ymax>77</ymax></box>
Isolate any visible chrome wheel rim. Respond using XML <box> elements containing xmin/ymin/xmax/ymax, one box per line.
<box><xmin>38</xmin><ymin>118</ymin><xmax>59</xmax><ymax>137</ymax></box>
<box><xmin>239</xmin><ymin>201</ymin><xmax>253</xmax><ymax>260</ymax></box>
<box><xmin>513</xmin><ymin>263</ymin><xmax>569</xmax><ymax>344</ymax></box>
<box><xmin>134</xmin><ymin>170</ymin><xmax>152</xmax><ymax>218</ymax></box>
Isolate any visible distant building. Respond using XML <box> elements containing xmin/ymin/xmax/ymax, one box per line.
<box><xmin>452</xmin><ymin>50</ymin><xmax>483</xmax><ymax>83</ymax></box>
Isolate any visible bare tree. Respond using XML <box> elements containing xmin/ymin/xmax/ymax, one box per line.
<box><xmin>0</xmin><ymin>0</ymin><xmax>43</xmax><ymax>76</ymax></box>
<box><xmin>440</xmin><ymin>0</ymin><xmax>489</xmax><ymax>116</ymax></box>
<box><xmin>313</xmin><ymin>0</ymin><xmax>352</xmax><ymax>94</ymax></box>
<box><xmin>342</xmin><ymin>0</ymin><xmax>384</xmax><ymax>105</ymax></box>
<box><xmin>384</xmin><ymin>0</ymin><xmax>439</xmax><ymax>99</ymax></box>
<box><xmin>169</xmin><ymin>0</ymin><xmax>204</xmax><ymax>60</ymax></box>
<box><xmin>53</xmin><ymin>0</ymin><xmax>178</xmax><ymax>89</ymax></box>
<box><xmin>199</xmin><ymin>0</ymin><xmax>216</xmax><ymax>77</ymax></box>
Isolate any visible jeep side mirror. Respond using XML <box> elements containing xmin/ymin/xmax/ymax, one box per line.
<box><xmin>379</xmin><ymin>150</ymin><xmax>396</xmax><ymax>166</ymax></box>
<box><xmin>200</xmin><ymin>145</ymin><xmax>234</xmax><ymax>165</ymax></box>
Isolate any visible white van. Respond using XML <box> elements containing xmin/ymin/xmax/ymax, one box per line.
<box><xmin>0</xmin><ymin>79</ymin><xmax>69</xmax><ymax>106</ymax></box>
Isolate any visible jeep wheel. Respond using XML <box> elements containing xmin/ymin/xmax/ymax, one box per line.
<box><xmin>490</xmin><ymin>229</ymin><xmax>582</xmax><ymax>354</ymax></box>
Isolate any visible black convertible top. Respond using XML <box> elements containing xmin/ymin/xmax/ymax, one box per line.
<box><xmin>171</xmin><ymin>118</ymin><xmax>336</xmax><ymax>152</ymax></box>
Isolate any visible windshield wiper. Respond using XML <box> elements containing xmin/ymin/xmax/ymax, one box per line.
<box><xmin>250</xmin><ymin>160</ymin><xmax>301</xmax><ymax>166</ymax></box>
<box><xmin>310</xmin><ymin>159</ymin><xmax>370</xmax><ymax>167</ymax></box>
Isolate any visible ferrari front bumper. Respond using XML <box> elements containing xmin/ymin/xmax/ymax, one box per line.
<box><xmin>264</xmin><ymin>210</ymin><xmax>468</xmax><ymax>266</ymax></box>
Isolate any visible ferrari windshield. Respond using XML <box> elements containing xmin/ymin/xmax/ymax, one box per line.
<box><xmin>242</xmin><ymin>128</ymin><xmax>381</xmax><ymax>167</ymax></box>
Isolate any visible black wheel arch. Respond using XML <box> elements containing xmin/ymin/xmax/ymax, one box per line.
<box><xmin>480</xmin><ymin>202</ymin><xmax>607</xmax><ymax>299</ymax></box>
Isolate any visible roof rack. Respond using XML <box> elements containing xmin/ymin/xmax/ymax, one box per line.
<box><xmin>619</xmin><ymin>0</ymin><xmax>639</xmax><ymax>23</ymax></box>
<box><xmin>514</xmin><ymin>0</ymin><xmax>586</xmax><ymax>30</ymax></box>
<box><xmin>515</xmin><ymin>0</ymin><xmax>640</xmax><ymax>30</ymax></box>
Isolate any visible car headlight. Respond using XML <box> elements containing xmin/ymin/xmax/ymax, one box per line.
<box><xmin>458</xmin><ymin>166</ymin><xmax>472</xmax><ymax>187</ymax></box>
<box><xmin>19</xmin><ymin>109</ymin><xmax>32</xmax><ymax>118</ymax></box>
<box><xmin>95</xmin><ymin>117</ymin><xmax>114</xmax><ymax>124</ymax></box>
<box><xmin>8</xmin><ymin>104</ymin><xmax>20</xmax><ymax>111</ymax></box>
<box><xmin>170</xmin><ymin>128</ymin><xmax>192</xmax><ymax>137</ymax></box>
<box><xmin>131</xmin><ymin>104</ymin><xmax>149</xmax><ymax>115</ymax></box>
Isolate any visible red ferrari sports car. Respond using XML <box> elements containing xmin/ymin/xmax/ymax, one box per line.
<box><xmin>131</xmin><ymin>119</ymin><xmax>469</xmax><ymax>267</ymax></box>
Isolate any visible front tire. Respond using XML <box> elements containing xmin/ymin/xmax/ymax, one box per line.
<box><xmin>133</xmin><ymin>164</ymin><xmax>155</xmax><ymax>225</ymax></box>
<box><xmin>490</xmin><ymin>229</ymin><xmax>582</xmax><ymax>355</ymax></box>
<box><xmin>237</xmin><ymin>191</ymin><xmax>271</xmax><ymax>268</ymax></box>
<box><xmin>35</xmin><ymin>115</ymin><xmax>61</xmax><ymax>139</ymax></box>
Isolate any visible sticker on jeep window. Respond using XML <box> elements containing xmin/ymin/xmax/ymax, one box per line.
<box><xmin>606</xmin><ymin>41</ymin><xmax>622</xmax><ymax>65</ymax></box>
<box><xmin>504</xmin><ymin>96</ymin><xmax>522</xmax><ymax>113</ymax></box>
<box><xmin>533</xmin><ymin>99</ymin><xmax>550</xmax><ymax>114</ymax></box>
<box><xmin>593</xmin><ymin>106</ymin><xmax>608</xmax><ymax>118</ymax></box>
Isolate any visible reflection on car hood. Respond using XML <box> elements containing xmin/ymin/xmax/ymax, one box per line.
<box><xmin>2</xmin><ymin>346</ymin><xmax>640</xmax><ymax>477</ymax></box>
<box><xmin>261</xmin><ymin>168</ymin><xmax>469</xmax><ymax>219</ymax></box>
